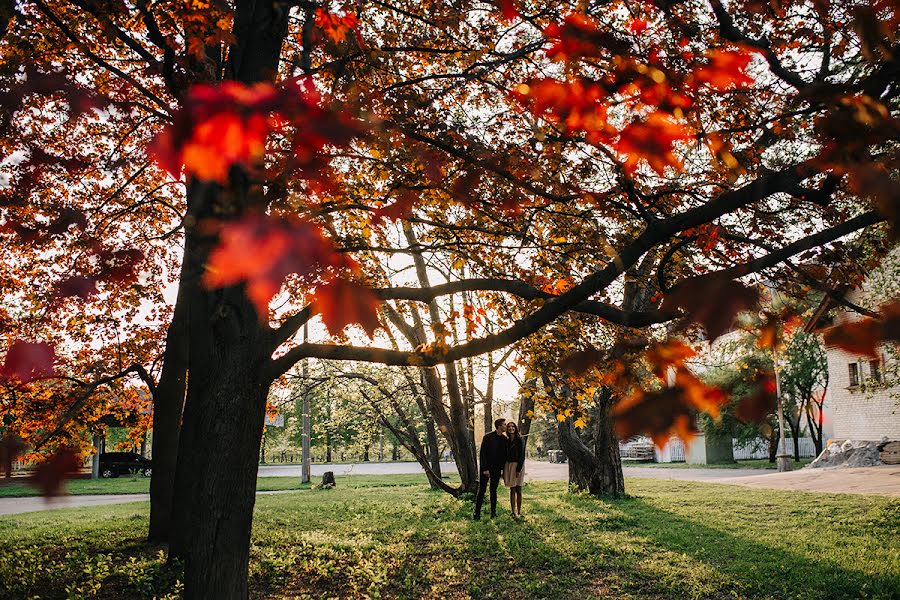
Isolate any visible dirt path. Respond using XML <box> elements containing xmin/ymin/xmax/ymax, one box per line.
<box><xmin>710</xmin><ymin>465</ymin><xmax>900</xmax><ymax>496</ymax></box>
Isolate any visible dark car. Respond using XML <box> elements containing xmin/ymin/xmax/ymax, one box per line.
<box><xmin>98</xmin><ymin>452</ymin><xmax>152</xmax><ymax>478</ymax></box>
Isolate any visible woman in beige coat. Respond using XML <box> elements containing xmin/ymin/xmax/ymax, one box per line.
<box><xmin>502</xmin><ymin>421</ymin><xmax>525</xmax><ymax>517</ymax></box>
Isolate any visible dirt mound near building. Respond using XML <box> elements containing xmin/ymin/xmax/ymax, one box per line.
<box><xmin>807</xmin><ymin>439</ymin><xmax>886</xmax><ymax>468</ymax></box>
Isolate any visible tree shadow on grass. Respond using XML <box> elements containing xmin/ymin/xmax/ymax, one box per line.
<box><xmin>461</xmin><ymin>504</ymin><xmax>584</xmax><ymax>599</ymax></box>
<box><xmin>552</xmin><ymin>492</ymin><xmax>899</xmax><ymax>599</ymax></box>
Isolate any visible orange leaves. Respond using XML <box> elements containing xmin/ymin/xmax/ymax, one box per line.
<box><xmin>203</xmin><ymin>214</ymin><xmax>342</xmax><ymax>314</ymax></box>
<box><xmin>314</xmin><ymin>8</ymin><xmax>361</xmax><ymax>44</ymax></box>
<box><xmin>823</xmin><ymin>301</ymin><xmax>900</xmax><ymax>358</ymax></box>
<box><xmin>692</xmin><ymin>49</ymin><xmax>756</xmax><ymax>90</ymax></box>
<box><xmin>313</xmin><ymin>278</ymin><xmax>381</xmax><ymax>338</ymax></box>
<box><xmin>610</xmin><ymin>340</ymin><xmax>726</xmax><ymax>447</ymax></box>
<box><xmin>202</xmin><ymin>214</ymin><xmax>380</xmax><ymax>335</ymax></box>
<box><xmin>616</xmin><ymin>113</ymin><xmax>693</xmax><ymax>176</ymax></box>
<box><xmin>149</xmin><ymin>79</ymin><xmax>358</xmax><ymax>184</ymax></box>
<box><xmin>1</xmin><ymin>341</ymin><xmax>57</xmax><ymax>385</ymax></box>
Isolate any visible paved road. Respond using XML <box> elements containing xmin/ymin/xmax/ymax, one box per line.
<box><xmin>3</xmin><ymin>462</ymin><xmax>897</xmax><ymax>516</ymax></box>
<box><xmin>258</xmin><ymin>461</ymin><xmax>457</xmax><ymax>477</ymax></box>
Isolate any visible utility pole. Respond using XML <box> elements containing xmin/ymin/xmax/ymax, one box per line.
<box><xmin>301</xmin><ymin>322</ymin><xmax>311</xmax><ymax>484</ymax></box>
<box><xmin>773</xmin><ymin>348</ymin><xmax>793</xmax><ymax>472</ymax></box>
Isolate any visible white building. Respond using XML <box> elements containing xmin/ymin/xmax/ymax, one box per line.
<box><xmin>808</xmin><ymin>249</ymin><xmax>900</xmax><ymax>442</ymax></box>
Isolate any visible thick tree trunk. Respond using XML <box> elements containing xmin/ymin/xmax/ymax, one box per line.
<box><xmin>552</xmin><ymin>386</ymin><xmax>624</xmax><ymax>497</ymax></box>
<box><xmin>148</xmin><ymin>269</ymin><xmax>189</xmax><ymax>543</ymax></box>
<box><xmin>164</xmin><ymin>2</ymin><xmax>288</xmax><ymax>597</ymax></box>
<box><xmin>443</xmin><ymin>362</ymin><xmax>479</xmax><ymax>493</ymax></box>
<box><xmin>168</xmin><ymin>275</ymin><xmax>272</xmax><ymax>599</ymax></box>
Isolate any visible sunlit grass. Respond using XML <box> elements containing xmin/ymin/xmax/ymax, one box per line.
<box><xmin>0</xmin><ymin>473</ymin><xmax>442</xmax><ymax>498</ymax></box>
<box><xmin>1</xmin><ymin>477</ymin><xmax>896</xmax><ymax>599</ymax></box>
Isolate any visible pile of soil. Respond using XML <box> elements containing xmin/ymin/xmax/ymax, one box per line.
<box><xmin>807</xmin><ymin>439</ymin><xmax>886</xmax><ymax>468</ymax></box>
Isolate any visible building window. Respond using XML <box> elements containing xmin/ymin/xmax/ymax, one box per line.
<box><xmin>870</xmin><ymin>359</ymin><xmax>882</xmax><ymax>384</ymax></box>
<box><xmin>848</xmin><ymin>362</ymin><xmax>860</xmax><ymax>387</ymax></box>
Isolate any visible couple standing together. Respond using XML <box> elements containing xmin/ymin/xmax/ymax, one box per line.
<box><xmin>473</xmin><ymin>418</ymin><xmax>525</xmax><ymax>520</ymax></box>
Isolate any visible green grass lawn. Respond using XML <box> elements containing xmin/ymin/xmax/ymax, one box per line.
<box><xmin>624</xmin><ymin>458</ymin><xmax>813</xmax><ymax>469</ymax></box>
<box><xmin>0</xmin><ymin>473</ymin><xmax>440</xmax><ymax>498</ymax></box>
<box><xmin>1</xmin><ymin>477</ymin><xmax>896</xmax><ymax>599</ymax></box>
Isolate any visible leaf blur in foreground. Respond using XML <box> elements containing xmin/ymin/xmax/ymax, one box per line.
<box><xmin>0</xmin><ymin>341</ymin><xmax>58</xmax><ymax>385</ymax></box>
<box><xmin>30</xmin><ymin>447</ymin><xmax>82</xmax><ymax>497</ymax></box>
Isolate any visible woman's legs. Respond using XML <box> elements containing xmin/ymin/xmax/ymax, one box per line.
<box><xmin>514</xmin><ymin>486</ymin><xmax>522</xmax><ymax>515</ymax></box>
<box><xmin>509</xmin><ymin>486</ymin><xmax>516</xmax><ymax>515</ymax></box>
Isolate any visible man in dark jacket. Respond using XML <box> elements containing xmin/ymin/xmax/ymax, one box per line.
<box><xmin>473</xmin><ymin>418</ymin><xmax>507</xmax><ymax>519</ymax></box>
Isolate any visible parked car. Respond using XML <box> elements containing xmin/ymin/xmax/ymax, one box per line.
<box><xmin>547</xmin><ymin>449</ymin><xmax>567</xmax><ymax>464</ymax></box>
<box><xmin>98</xmin><ymin>452</ymin><xmax>152</xmax><ymax>478</ymax></box>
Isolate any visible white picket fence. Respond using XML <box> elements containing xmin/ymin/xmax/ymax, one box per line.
<box><xmin>733</xmin><ymin>437</ymin><xmax>818</xmax><ymax>459</ymax></box>
<box><xmin>631</xmin><ymin>436</ymin><xmax>819</xmax><ymax>463</ymax></box>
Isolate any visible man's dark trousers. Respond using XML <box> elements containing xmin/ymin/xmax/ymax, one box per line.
<box><xmin>474</xmin><ymin>469</ymin><xmax>501</xmax><ymax>517</ymax></box>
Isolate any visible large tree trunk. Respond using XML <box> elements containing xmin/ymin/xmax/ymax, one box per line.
<box><xmin>166</xmin><ymin>1</ymin><xmax>288</xmax><ymax>595</ymax></box>
<box><xmin>168</xmin><ymin>308</ymin><xmax>270</xmax><ymax>598</ymax></box>
<box><xmin>166</xmin><ymin>178</ymin><xmax>274</xmax><ymax>598</ymax></box>
<box><xmin>147</xmin><ymin>263</ymin><xmax>189</xmax><ymax>543</ymax></box>
<box><xmin>549</xmin><ymin>380</ymin><xmax>623</xmax><ymax>497</ymax></box>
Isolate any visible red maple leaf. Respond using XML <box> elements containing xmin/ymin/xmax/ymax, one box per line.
<box><xmin>693</xmin><ymin>49</ymin><xmax>756</xmax><ymax>90</ymax></box>
<box><xmin>823</xmin><ymin>318</ymin><xmax>882</xmax><ymax>358</ymax></box>
<box><xmin>0</xmin><ymin>341</ymin><xmax>58</xmax><ymax>385</ymax></box>
<box><xmin>30</xmin><ymin>447</ymin><xmax>82</xmax><ymax>497</ymax></box>
<box><xmin>313</xmin><ymin>277</ymin><xmax>381</xmax><ymax>338</ymax></box>
<box><xmin>612</xmin><ymin>388</ymin><xmax>700</xmax><ymax>447</ymax></box>
<box><xmin>496</xmin><ymin>0</ymin><xmax>520</xmax><ymax>21</ymax></box>
<box><xmin>735</xmin><ymin>374</ymin><xmax>777</xmax><ymax>424</ymax></box>
<box><xmin>202</xmin><ymin>214</ymin><xmax>350</xmax><ymax>318</ymax></box>
<box><xmin>54</xmin><ymin>275</ymin><xmax>99</xmax><ymax>300</ymax></box>
<box><xmin>314</xmin><ymin>8</ymin><xmax>361</xmax><ymax>44</ymax></box>
<box><xmin>513</xmin><ymin>78</ymin><xmax>611</xmax><ymax>142</ymax></box>
<box><xmin>615</xmin><ymin>113</ymin><xmax>692</xmax><ymax>176</ymax></box>
<box><xmin>149</xmin><ymin>79</ymin><xmax>358</xmax><ymax>184</ymax></box>
<box><xmin>628</xmin><ymin>18</ymin><xmax>648</xmax><ymax>35</ymax></box>
<box><xmin>661</xmin><ymin>277</ymin><xmax>761</xmax><ymax>341</ymax></box>
<box><xmin>544</xmin><ymin>13</ymin><xmax>631</xmax><ymax>62</ymax></box>
<box><xmin>558</xmin><ymin>345</ymin><xmax>604</xmax><ymax>376</ymax></box>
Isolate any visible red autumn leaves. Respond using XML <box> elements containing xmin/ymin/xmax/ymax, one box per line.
<box><xmin>1</xmin><ymin>341</ymin><xmax>57</xmax><ymax>385</ymax></box>
<box><xmin>146</xmin><ymin>77</ymin><xmax>381</xmax><ymax>333</ymax></box>
<box><xmin>560</xmin><ymin>276</ymin><xmax>782</xmax><ymax>447</ymax></box>
<box><xmin>515</xmin><ymin>11</ymin><xmax>756</xmax><ymax>176</ymax></box>
<box><xmin>823</xmin><ymin>301</ymin><xmax>900</xmax><ymax>358</ymax></box>
<box><xmin>202</xmin><ymin>214</ymin><xmax>380</xmax><ymax>336</ymax></box>
<box><xmin>149</xmin><ymin>78</ymin><xmax>357</xmax><ymax>184</ymax></box>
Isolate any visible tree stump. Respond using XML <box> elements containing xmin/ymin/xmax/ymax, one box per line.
<box><xmin>321</xmin><ymin>471</ymin><xmax>336</xmax><ymax>488</ymax></box>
